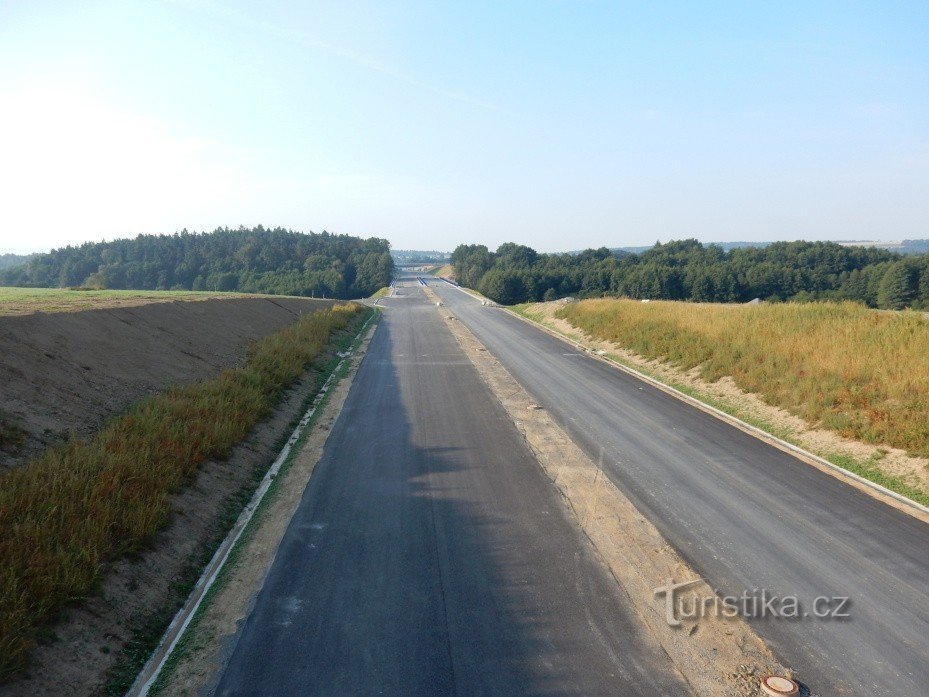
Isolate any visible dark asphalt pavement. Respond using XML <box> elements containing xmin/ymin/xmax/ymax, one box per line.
<box><xmin>215</xmin><ymin>278</ymin><xmax>690</xmax><ymax>696</ymax></box>
<box><xmin>426</xmin><ymin>277</ymin><xmax>929</xmax><ymax>697</ymax></box>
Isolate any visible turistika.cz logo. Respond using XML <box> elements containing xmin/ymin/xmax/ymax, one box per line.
<box><xmin>653</xmin><ymin>578</ymin><xmax>851</xmax><ymax>626</ymax></box>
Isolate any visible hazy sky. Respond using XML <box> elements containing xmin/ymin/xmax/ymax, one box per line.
<box><xmin>1</xmin><ymin>1</ymin><xmax>927</xmax><ymax>254</ymax></box>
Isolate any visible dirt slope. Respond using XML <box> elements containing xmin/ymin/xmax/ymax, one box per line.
<box><xmin>0</xmin><ymin>297</ymin><xmax>335</xmax><ymax>470</ymax></box>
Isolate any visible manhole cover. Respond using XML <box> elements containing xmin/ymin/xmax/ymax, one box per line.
<box><xmin>761</xmin><ymin>675</ymin><xmax>799</xmax><ymax>696</ymax></box>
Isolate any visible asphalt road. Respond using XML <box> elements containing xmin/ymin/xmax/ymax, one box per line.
<box><xmin>426</xmin><ymin>277</ymin><xmax>929</xmax><ymax>697</ymax></box>
<box><xmin>215</xmin><ymin>278</ymin><xmax>690</xmax><ymax>696</ymax></box>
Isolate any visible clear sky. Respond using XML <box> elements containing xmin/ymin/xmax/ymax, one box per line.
<box><xmin>1</xmin><ymin>0</ymin><xmax>927</xmax><ymax>254</ymax></box>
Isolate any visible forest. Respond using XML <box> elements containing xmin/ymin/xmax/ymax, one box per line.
<box><xmin>451</xmin><ymin>239</ymin><xmax>929</xmax><ymax>309</ymax></box>
<box><xmin>0</xmin><ymin>227</ymin><xmax>394</xmax><ymax>299</ymax></box>
<box><xmin>0</xmin><ymin>254</ymin><xmax>35</xmax><ymax>272</ymax></box>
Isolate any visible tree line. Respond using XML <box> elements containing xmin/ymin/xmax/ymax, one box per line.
<box><xmin>451</xmin><ymin>239</ymin><xmax>929</xmax><ymax>309</ymax></box>
<box><xmin>1</xmin><ymin>227</ymin><xmax>395</xmax><ymax>299</ymax></box>
<box><xmin>0</xmin><ymin>254</ymin><xmax>35</xmax><ymax>272</ymax></box>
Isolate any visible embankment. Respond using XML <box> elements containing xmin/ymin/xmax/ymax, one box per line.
<box><xmin>0</xmin><ymin>297</ymin><xmax>335</xmax><ymax>470</ymax></box>
<box><xmin>0</xmin><ymin>297</ymin><xmax>366</xmax><ymax>695</ymax></box>
<box><xmin>520</xmin><ymin>298</ymin><xmax>929</xmax><ymax>507</ymax></box>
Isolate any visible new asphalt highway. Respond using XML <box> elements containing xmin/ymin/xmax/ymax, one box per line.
<box><xmin>426</xmin><ymin>276</ymin><xmax>929</xmax><ymax>696</ymax></box>
<box><xmin>216</xmin><ymin>278</ymin><xmax>690</xmax><ymax>696</ymax></box>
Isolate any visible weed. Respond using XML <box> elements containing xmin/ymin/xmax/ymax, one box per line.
<box><xmin>0</xmin><ymin>304</ymin><xmax>363</xmax><ymax>680</ymax></box>
<box><xmin>0</xmin><ymin>411</ymin><xmax>26</xmax><ymax>452</ymax></box>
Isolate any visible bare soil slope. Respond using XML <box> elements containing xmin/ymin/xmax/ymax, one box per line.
<box><xmin>0</xmin><ymin>297</ymin><xmax>334</xmax><ymax>470</ymax></box>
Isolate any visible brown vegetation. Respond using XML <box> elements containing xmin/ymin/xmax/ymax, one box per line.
<box><xmin>0</xmin><ymin>304</ymin><xmax>363</xmax><ymax>679</ymax></box>
<box><xmin>558</xmin><ymin>299</ymin><xmax>929</xmax><ymax>458</ymax></box>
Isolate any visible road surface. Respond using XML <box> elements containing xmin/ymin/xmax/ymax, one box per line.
<box><xmin>215</xmin><ymin>278</ymin><xmax>690</xmax><ymax>696</ymax></box>
<box><xmin>426</xmin><ymin>276</ymin><xmax>929</xmax><ymax>697</ymax></box>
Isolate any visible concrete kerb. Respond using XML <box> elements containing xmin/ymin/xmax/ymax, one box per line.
<box><xmin>500</xmin><ymin>304</ymin><xmax>929</xmax><ymax>524</ymax></box>
<box><xmin>127</xmin><ymin>310</ymin><xmax>379</xmax><ymax>696</ymax></box>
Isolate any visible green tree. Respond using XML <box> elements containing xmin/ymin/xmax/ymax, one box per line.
<box><xmin>478</xmin><ymin>269</ymin><xmax>528</xmax><ymax>304</ymax></box>
<box><xmin>0</xmin><ymin>226</ymin><xmax>393</xmax><ymax>300</ymax></box>
<box><xmin>877</xmin><ymin>261</ymin><xmax>918</xmax><ymax>309</ymax></box>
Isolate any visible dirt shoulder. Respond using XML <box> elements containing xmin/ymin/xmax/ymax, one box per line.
<box><xmin>150</xmin><ymin>319</ymin><xmax>377</xmax><ymax>697</ymax></box>
<box><xmin>519</xmin><ymin>300</ymin><xmax>929</xmax><ymax>516</ymax></box>
<box><xmin>0</xmin><ymin>296</ymin><xmax>335</xmax><ymax>470</ymax></box>
<box><xmin>423</xmin><ymin>286</ymin><xmax>793</xmax><ymax>697</ymax></box>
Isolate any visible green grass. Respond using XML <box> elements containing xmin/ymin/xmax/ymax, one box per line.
<box><xmin>0</xmin><ymin>303</ymin><xmax>364</xmax><ymax>680</ymax></box>
<box><xmin>825</xmin><ymin>453</ymin><xmax>929</xmax><ymax>508</ymax></box>
<box><xmin>369</xmin><ymin>286</ymin><xmax>391</xmax><ymax>300</ymax></box>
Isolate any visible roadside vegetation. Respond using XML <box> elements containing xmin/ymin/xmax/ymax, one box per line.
<box><xmin>451</xmin><ymin>239</ymin><xmax>929</xmax><ymax>308</ymax></box>
<box><xmin>557</xmin><ymin>298</ymin><xmax>929</xmax><ymax>458</ymax></box>
<box><xmin>429</xmin><ymin>263</ymin><xmax>454</xmax><ymax>277</ymax></box>
<box><xmin>0</xmin><ymin>303</ymin><xmax>365</xmax><ymax>680</ymax></box>
<box><xmin>0</xmin><ymin>410</ymin><xmax>26</xmax><ymax>452</ymax></box>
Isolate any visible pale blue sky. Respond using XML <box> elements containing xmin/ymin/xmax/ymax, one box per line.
<box><xmin>1</xmin><ymin>0</ymin><xmax>927</xmax><ymax>253</ymax></box>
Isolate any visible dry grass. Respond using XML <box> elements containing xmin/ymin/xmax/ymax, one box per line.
<box><xmin>0</xmin><ymin>287</ymin><xmax>311</xmax><ymax>317</ymax></box>
<box><xmin>0</xmin><ymin>304</ymin><xmax>363</xmax><ymax>679</ymax></box>
<box><xmin>429</xmin><ymin>264</ymin><xmax>454</xmax><ymax>277</ymax></box>
<box><xmin>558</xmin><ymin>299</ymin><xmax>929</xmax><ymax>458</ymax></box>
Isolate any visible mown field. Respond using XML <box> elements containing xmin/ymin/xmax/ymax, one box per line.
<box><xmin>0</xmin><ymin>303</ymin><xmax>366</xmax><ymax>678</ymax></box>
<box><xmin>0</xmin><ymin>286</ymin><xmax>287</xmax><ymax>316</ymax></box>
<box><xmin>557</xmin><ymin>299</ymin><xmax>929</xmax><ymax>458</ymax></box>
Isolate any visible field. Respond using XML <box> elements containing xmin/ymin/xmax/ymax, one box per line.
<box><xmin>0</xmin><ymin>287</ymin><xmax>294</xmax><ymax>317</ymax></box>
<box><xmin>557</xmin><ymin>299</ymin><xmax>929</xmax><ymax>459</ymax></box>
<box><xmin>0</xmin><ymin>303</ymin><xmax>365</xmax><ymax>679</ymax></box>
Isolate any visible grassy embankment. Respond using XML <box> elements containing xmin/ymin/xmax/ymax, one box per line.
<box><xmin>369</xmin><ymin>286</ymin><xmax>391</xmax><ymax>300</ymax></box>
<box><xmin>429</xmin><ymin>264</ymin><xmax>454</xmax><ymax>277</ymax></box>
<box><xmin>143</xmin><ymin>307</ymin><xmax>374</xmax><ymax>696</ymax></box>
<box><xmin>0</xmin><ymin>303</ymin><xmax>365</xmax><ymax>679</ymax></box>
<box><xmin>549</xmin><ymin>299</ymin><xmax>929</xmax><ymax>502</ymax></box>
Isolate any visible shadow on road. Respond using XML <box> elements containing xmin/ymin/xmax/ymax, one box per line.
<box><xmin>215</xmin><ymin>287</ymin><xmax>689</xmax><ymax>696</ymax></box>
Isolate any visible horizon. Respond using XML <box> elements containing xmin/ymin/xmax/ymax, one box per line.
<box><xmin>2</xmin><ymin>228</ymin><xmax>927</xmax><ymax>258</ymax></box>
<box><xmin>1</xmin><ymin>2</ymin><xmax>928</xmax><ymax>254</ymax></box>
<box><xmin>2</xmin><ymin>228</ymin><xmax>927</xmax><ymax>257</ymax></box>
